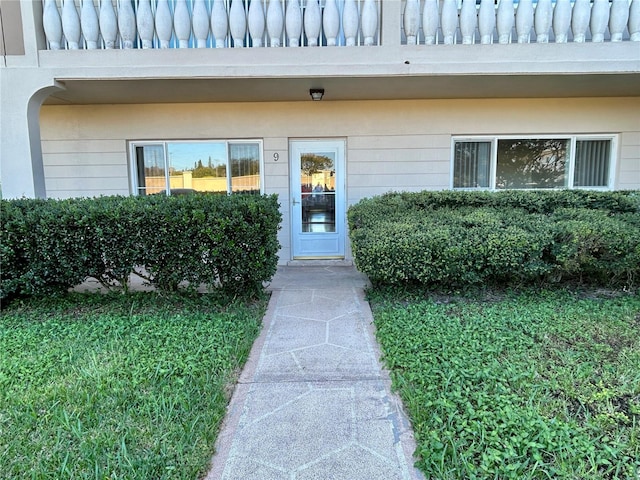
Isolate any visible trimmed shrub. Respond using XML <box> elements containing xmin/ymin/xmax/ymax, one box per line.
<box><xmin>550</xmin><ymin>208</ymin><xmax>640</xmax><ymax>285</ymax></box>
<box><xmin>348</xmin><ymin>190</ymin><xmax>640</xmax><ymax>288</ymax></box>
<box><xmin>134</xmin><ymin>193</ymin><xmax>281</xmax><ymax>296</ymax></box>
<box><xmin>1</xmin><ymin>194</ymin><xmax>281</xmax><ymax>301</ymax></box>
<box><xmin>83</xmin><ymin>196</ymin><xmax>145</xmax><ymax>291</ymax></box>
<box><xmin>1</xmin><ymin>200</ymin><xmax>32</xmax><ymax>300</ymax></box>
<box><xmin>1</xmin><ymin>198</ymin><xmax>93</xmax><ymax>299</ymax></box>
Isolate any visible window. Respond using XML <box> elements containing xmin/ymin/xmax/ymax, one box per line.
<box><xmin>452</xmin><ymin>136</ymin><xmax>614</xmax><ymax>190</ymax></box>
<box><xmin>131</xmin><ymin>140</ymin><xmax>262</xmax><ymax>195</ymax></box>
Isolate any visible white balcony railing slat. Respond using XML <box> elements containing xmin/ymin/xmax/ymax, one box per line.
<box><xmin>119</xmin><ymin>0</ymin><xmax>137</xmax><ymax>48</ymax></box>
<box><xmin>534</xmin><ymin>0</ymin><xmax>553</xmax><ymax>42</ymax></box>
<box><xmin>193</xmin><ymin>0</ymin><xmax>210</xmax><ymax>46</ymax></box>
<box><xmin>137</xmin><ymin>0</ymin><xmax>155</xmax><ymax>47</ymax></box>
<box><xmin>62</xmin><ymin>0</ymin><xmax>82</xmax><ymax>48</ymax></box>
<box><xmin>267</xmin><ymin>0</ymin><xmax>285</xmax><ymax>46</ymax></box>
<box><xmin>304</xmin><ymin>0</ymin><xmax>322</xmax><ymax>46</ymax></box>
<box><xmin>44</xmin><ymin>0</ymin><xmax>63</xmax><ymax>49</ymax></box>
<box><xmin>362</xmin><ymin>0</ymin><xmax>379</xmax><ymax>44</ymax></box>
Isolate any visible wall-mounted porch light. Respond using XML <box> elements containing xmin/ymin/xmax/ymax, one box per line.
<box><xmin>309</xmin><ymin>88</ymin><xmax>325</xmax><ymax>101</ymax></box>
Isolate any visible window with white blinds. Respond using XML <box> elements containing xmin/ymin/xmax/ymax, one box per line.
<box><xmin>574</xmin><ymin>140</ymin><xmax>610</xmax><ymax>187</ymax></box>
<box><xmin>452</xmin><ymin>136</ymin><xmax>614</xmax><ymax>190</ymax></box>
<box><xmin>453</xmin><ymin>141</ymin><xmax>491</xmax><ymax>188</ymax></box>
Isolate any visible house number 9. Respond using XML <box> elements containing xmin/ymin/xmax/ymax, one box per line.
<box><xmin>273</xmin><ymin>153</ymin><xmax>279</xmax><ymax>161</ymax></box>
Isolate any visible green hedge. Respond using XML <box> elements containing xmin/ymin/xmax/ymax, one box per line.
<box><xmin>348</xmin><ymin>190</ymin><xmax>640</xmax><ymax>288</ymax></box>
<box><xmin>1</xmin><ymin>194</ymin><xmax>281</xmax><ymax>301</ymax></box>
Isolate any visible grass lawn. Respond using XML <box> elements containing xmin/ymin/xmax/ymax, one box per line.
<box><xmin>0</xmin><ymin>292</ymin><xmax>265</xmax><ymax>480</ymax></box>
<box><xmin>369</xmin><ymin>288</ymin><xmax>640</xmax><ymax>479</ymax></box>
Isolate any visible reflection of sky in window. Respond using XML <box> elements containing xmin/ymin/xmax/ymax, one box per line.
<box><xmin>168</xmin><ymin>142</ymin><xmax>226</xmax><ymax>171</ymax></box>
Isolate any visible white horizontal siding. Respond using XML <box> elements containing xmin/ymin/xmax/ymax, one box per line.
<box><xmin>41</xmin><ymin>139</ymin><xmax>124</xmax><ymax>154</ymax></box>
<box><xmin>42</xmin><ymin>137</ymin><xmax>128</xmax><ymax>196</ymax></box>
<box><xmin>349</xmin><ymin>134</ymin><xmax>451</xmax><ymax>150</ymax></box>
<box><xmin>266</xmin><ymin>174</ymin><xmax>289</xmax><ymax>191</ymax></box>
<box><xmin>45</xmin><ymin>176</ymin><xmax>129</xmax><ymax>193</ymax></box>
<box><xmin>349</xmin><ymin>147</ymin><xmax>448</xmax><ymax>163</ymax></box>
<box><xmin>43</xmin><ymin>152</ymin><xmax>125</xmax><ymax>166</ymax></box>
<box><xmin>617</xmin><ymin>131</ymin><xmax>640</xmax><ymax>190</ymax></box>
<box><xmin>349</xmin><ymin>173</ymin><xmax>450</xmax><ymax>188</ymax></box>
<box><xmin>44</xmin><ymin>164</ymin><xmax>126</xmax><ymax>178</ymax></box>
<box><xmin>620</xmin><ymin>131</ymin><xmax>640</xmax><ymax>146</ymax></box>
<box><xmin>264</xmin><ymin>137</ymin><xmax>289</xmax><ymax>151</ymax></box>
<box><xmin>263</xmin><ymin>156</ymin><xmax>289</xmax><ymax>177</ymax></box>
<box><xmin>349</xmin><ymin>160</ymin><xmax>449</xmax><ymax>176</ymax></box>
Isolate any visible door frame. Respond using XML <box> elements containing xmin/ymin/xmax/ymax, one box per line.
<box><xmin>289</xmin><ymin>138</ymin><xmax>346</xmax><ymax>259</ymax></box>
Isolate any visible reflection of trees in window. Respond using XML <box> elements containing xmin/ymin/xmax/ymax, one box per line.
<box><xmin>144</xmin><ymin>166</ymin><xmax>165</xmax><ymax>176</ymax></box>
<box><xmin>301</xmin><ymin>154</ymin><xmax>334</xmax><ymax>177</ymax></box>
<box><xmin>231</xmin><ymin>158</ymin><xmax>259</xmax><ymax>176</ymax></box>
<box><xmin>230</xmin><ymin>144</ymin><xmax>261</xmax><ymax>194</ymax></box>
<box><xmin>230</xmin><ymin>144</ymin><xmax>260</xmax><ymax>177</ymax></box>
<box><xmin>496</xmin><ymin>139</ymin><xmax>568</xmax><ymax>189</ymax></box>
<box><xmin>135</xmin><ymin>141</ymin><xmax>262</xmax><ymax>195</ymax></box>
<box><xmin>192</xmin><ymin>158</ymin><xmax>227</xmax><ymax>178</ymax></box>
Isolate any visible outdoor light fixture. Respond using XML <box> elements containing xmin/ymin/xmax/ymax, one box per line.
<box><xmin>309</xmin><ymin>88</ymin><xmax>324</xmax><ymax>101</ymax></box>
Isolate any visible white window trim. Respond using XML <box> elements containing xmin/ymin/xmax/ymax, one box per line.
<box><xmin>450</xmin><ymin>134</ymin><xmax>617</xmax><ymax>191</ymax></box>
<box><xmin>128</xmin><ymin>139</ymin><xmax>264</xmax><ymax>196</ymax></box>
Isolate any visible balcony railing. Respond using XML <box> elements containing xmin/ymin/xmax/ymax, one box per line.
<box><xmin>401</xmin><ymin>0</ymin><xmax>639</xmax><ymax>44</ymax></box>
<box><xmin>41</xmin><ymin>0</ymin><xmax>639</xmax><ymax>51</ymax></box>
<box><xmin>42</xmin><ymin>0</ymin><xmax>381</xmax><ymax>50</ymax></box>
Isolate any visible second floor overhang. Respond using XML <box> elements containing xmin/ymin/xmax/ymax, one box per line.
<box><xmin>36</xmin><ymin>41</ymin><xmax>640</xmax><ymax>104</ymax></box>
<box><xmin>2</xmin><ymin>0</ymin><xmax>639</xmax><ymax>104</ymax></box>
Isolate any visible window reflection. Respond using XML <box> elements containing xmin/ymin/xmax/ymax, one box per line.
<box><xmin>496</xmin><ymin>139</ymin><xmax>568</xmax><ymax>189</ymax></box>
<box><xmin>133</xmin><ymin>141</ymin><xmax>261</xmax><ymax>195</ymax></box>
<box><xmin>230</xmin><ymin>143</ymin><xmax>261</xmax><ymax>194</ymax></box>
<box><xmin>168</xmin><ymin>142</ymin><xmax>228</xmax><ymax>193</ymax></box>
<box><xmin>300</xmin><ymin>152</ymin><xmax>336</xmax><ymax>233</ymax></box>
<box><xmin>453</xmin><ymin>136</ymin><xmax>612</xmax><ymax>190</ymax></box>
<box><xmin>136</xmin><ymin>145</ymin><xmax>166</xmax><ymax>195</ymax></box>
<box><xmin>453</xmin><ymin>141</ymin><xmax>491</xmax><ymax>188</ymax></box>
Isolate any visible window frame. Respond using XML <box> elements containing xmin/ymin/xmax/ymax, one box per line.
<box><xmin>450</xmin><ymin>134</ymin><xmax>617</xmax><ymax>191</ymax></box>
<box><xmin>128</xmin><ymin>139</ymin><xmax>265</xmax><ymax>196</ymax></box>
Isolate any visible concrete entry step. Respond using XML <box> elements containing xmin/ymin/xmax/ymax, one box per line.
<box><xmin>286</xmin><ymin>259</ymin><xmax>354</xmax><ymax>267</ymax></box>
<box><xmin>267</xmin><ymin>265</ymin><xmax>370</xmax><ymax>291</ymax></box>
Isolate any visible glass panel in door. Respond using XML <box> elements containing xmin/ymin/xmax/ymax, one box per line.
<box><xmin>301</xmin><ymin>152</ymin><xmax>336</xmax><ymax>233</ymax></box>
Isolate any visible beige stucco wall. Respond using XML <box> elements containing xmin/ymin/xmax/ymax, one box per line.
<box><xmin>39</xmin><ymin>97</ymin><xmax>640</xmax><ymax>262</ymax></box>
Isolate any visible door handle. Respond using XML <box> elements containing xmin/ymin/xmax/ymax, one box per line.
<box><xmin>292</xmin><ymin>198</ymin><xmax>300</xmax><ymax>206</ymax></box>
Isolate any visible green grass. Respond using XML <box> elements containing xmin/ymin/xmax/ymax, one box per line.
<box><xmin>0</xmin><ymin>292</ymin><xmax>265</xmax><ymax>480</ymax></box>
<box><xmin>370</xmin><ymin>288</ymin><xmax>640</xmax><ymax>479</ymax></box>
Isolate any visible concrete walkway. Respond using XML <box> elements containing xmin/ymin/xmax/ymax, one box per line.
<box><xmin>206</xmin><ymin>266</ymin><xmax>424</xmax><ymax>480</ymax></box>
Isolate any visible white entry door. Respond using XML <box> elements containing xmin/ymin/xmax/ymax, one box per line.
<box><xmin>290</xmin><ymin>139</ymin><xmax>346</xmax><ymax>259</ymax></box>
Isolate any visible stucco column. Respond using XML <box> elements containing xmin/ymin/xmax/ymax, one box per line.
<box><xmin>380</xmin><ymin>0</ymin><xmax>402</xmax><ymax>47</ymax></box>
<box><xmin>1</xmin><ymin>0</ymin><xmax>46</xmax><ymax>67</ymax></box>
<box><xmin>0</xmin><ymin>71</ymin><xmax>64</xmax><ymax>199</ymax></box>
